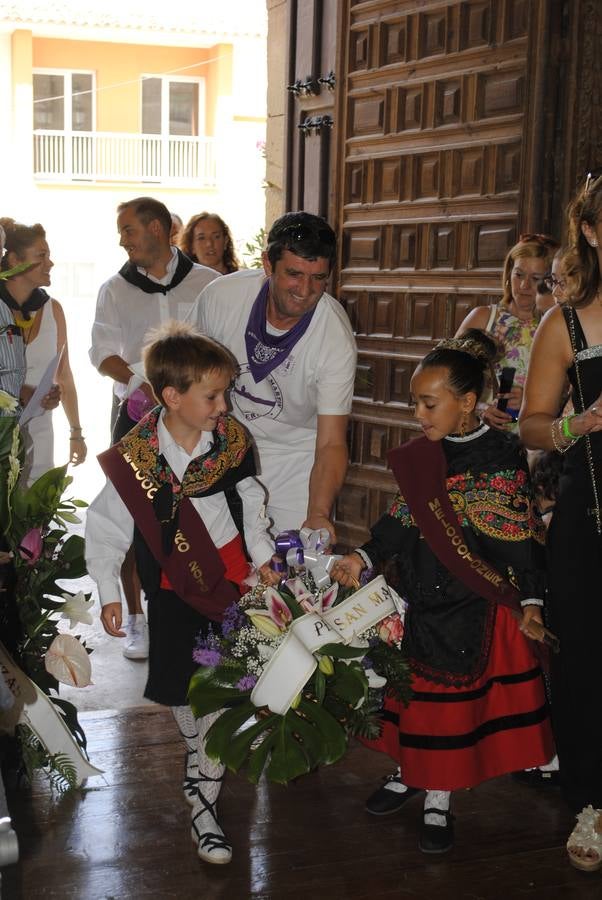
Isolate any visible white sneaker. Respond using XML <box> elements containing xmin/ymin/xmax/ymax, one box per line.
<box><xmin>123</xmin><ymin>615</ymin><xmax>149</xmax><ymax>660</ymax></box>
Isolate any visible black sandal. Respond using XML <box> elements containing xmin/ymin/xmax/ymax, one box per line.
<box><xmin>418</xmin><ymin>808</ymin><xmax>455</xmax><ymax>854</ymax></box>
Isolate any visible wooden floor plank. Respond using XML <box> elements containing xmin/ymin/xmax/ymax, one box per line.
<box><xmin>2</xmin><ymin>707</ymin><xmax>599</xmax><ymax>899</ymax></box>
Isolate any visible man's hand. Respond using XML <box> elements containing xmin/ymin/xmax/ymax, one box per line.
<box><xmin>100</xmin><ymin>601</ymin><xmax>126</xmax><ymax>637</ymax></box>
<box><xmin>302</xmin><ymin>513</ymin><xmax>336</xmax><ymax>545</ymax></box>
<box><xmin>42</xmin><ymin>383</ymin><xmax>61</xmax><ymax>410</ymax></box>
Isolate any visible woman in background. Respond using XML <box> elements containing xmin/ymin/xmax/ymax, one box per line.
<box><xmin>457</xmin><ymin>234</ymin><xmax>557</xmax><ymax>429</ymax></box>
<box><xmin>520</xmin><ymin>171</ymin><xmax>602</xmax><ymax>873</ymax></box>
<box><xmin>0</xmin><ymin>218</ymin><xmax>86</xmax><ymax>484</ymax></box>
<box><xmin>179</xmin><ymin>213</ymin><xmax>240</xmax><ymax>275</ymax></box>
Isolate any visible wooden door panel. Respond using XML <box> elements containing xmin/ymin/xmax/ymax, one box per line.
<box><xmin>333</xmin><ymin>0</ymin><xmax>550</xmax><ymax>547</ymax></box>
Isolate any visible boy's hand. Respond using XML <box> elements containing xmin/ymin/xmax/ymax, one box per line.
<box><xmin>100</xmin><ymin>602</ymin><xmax>126</xmax><ymax>637</ymax></box>
<box><xmin>257</xmin><ymin>562</ymin><xmax>281</xmax><ymax>586</ymax></box>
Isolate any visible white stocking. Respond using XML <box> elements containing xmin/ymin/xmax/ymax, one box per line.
<box><xmin>424</xmin><ymin>790</ymin><xmax>451</xmax><ymax>826</ymax></box>
<box><xmin>192</xmin><ymin>710</ymin><xmax>231</xmax><ymax>863</ymax></box>
<box><xmin>171</xmin><ymin>705</ymin><xmax>199</xmax><ymax>803</ymax></box>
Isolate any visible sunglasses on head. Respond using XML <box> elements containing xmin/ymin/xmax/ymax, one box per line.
<box><xmin>518</xmin><ymin>232</ymin><xmax>557</xmax><ymax>248</ymax></box>
<box><xmin>584</xmin><ymin>166</ymin><xmax>602</xmax><ymax>195</ymax></box>
<box><xmin>271</xmin><ymin>222</ymin><xmax>335</xmax><ymax>245</ymax></box>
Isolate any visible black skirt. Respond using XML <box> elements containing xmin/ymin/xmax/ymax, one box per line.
<box><xmin>144</xmin><ymin>588</ymin><xmax>211</xmax><ymax>707</ymax></box>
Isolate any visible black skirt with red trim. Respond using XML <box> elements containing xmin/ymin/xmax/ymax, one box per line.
<box><xmin>363</xmin><ymin>606</ymin><xmax>553</xmax><ymax>790</ymax></box>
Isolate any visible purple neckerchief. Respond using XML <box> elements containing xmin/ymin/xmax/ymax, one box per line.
<box><xmin>244</xmin><ymin>279</ymin><xmax>317</xmax><ymax>383</ymax></box>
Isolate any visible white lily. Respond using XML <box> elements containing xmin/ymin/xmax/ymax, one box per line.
<box><xmin>0</xmin><ymin>390</ymin><xmax>18</xmax><ymax>412</ymax></box>
<box><xmin>59</xmin><ymin>591</ymin><xmax>94</xmax><ymax>629</ymax></box>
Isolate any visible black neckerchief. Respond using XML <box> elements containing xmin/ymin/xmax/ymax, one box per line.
<box><xmin>0</xmin><ymin>282</ymin><xmax>50</xmax><ymax>321</ymax></box>
<box><xmin>118</xmin><ymin>248</ymin><xmax>194</xmax><ymax>295</ymax></box>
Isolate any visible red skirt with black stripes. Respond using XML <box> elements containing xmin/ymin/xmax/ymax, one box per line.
<box><xmin>363</xmin><ymin>606</ymin><xmax>554</xmax><ymax>790</ymax></box>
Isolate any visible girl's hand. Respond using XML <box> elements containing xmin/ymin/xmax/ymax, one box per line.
<box><xmin>574</xmin><ymin>393</ymin><xmax>602</xmax><ymax>435</ymax></box>
<box><xmin>330</xmin><ymin>553</ymin><xmax>365</xmax><ymax>588</ymax></box>
<box><xmin>519</xmin><ymin>604</ymin><xmax>544</xmax><ymax>641</ymax></box>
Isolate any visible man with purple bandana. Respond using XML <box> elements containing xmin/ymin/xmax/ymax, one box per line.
<box><xmin>195</xmin><ymin>212</ymin><xmax>357</xmax><ymax>543</ymax></box>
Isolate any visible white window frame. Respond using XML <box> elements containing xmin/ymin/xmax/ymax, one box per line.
<box><xmin>33</xmin><ymin>67</ymin><xmax>96</xmax><ymax>132</ymax></box>
<box><xmin>140</xmin><ymin>74</ymin><xmax>206</xmax><ymax>137</ymax></box>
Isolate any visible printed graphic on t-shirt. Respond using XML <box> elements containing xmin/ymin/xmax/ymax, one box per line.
<box><xmin>232</xmin><ymin>364</ymin><xmax>284</xmax><ymax>421</ymax></box>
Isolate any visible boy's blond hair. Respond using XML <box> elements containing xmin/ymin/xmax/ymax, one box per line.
<box><xmin>143</xmin><ymin>321</ymin><xmax>237</xmax><ymax>404</ymax></box>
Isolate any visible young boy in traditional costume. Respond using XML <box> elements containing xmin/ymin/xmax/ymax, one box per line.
<box><xmin>85</xmin><ymin>321</ymin><xmax>277</xmax><ymax>865</ymax></box>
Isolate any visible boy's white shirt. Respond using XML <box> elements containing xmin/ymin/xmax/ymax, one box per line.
<box><xmin>85</xmin><ymin>410</ymin><xmax>274</xmax><ymax>607</ymax></box>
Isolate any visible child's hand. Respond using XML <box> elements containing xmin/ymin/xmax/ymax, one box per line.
<box><xmin>330</xmin><ymin>553</ymin><xmax>365</xmax><ymax>588</ymax></box>
<box><xmin>257</xmin><ymin>562</ymin><xmax>281</xmax><ymax>587</ymax></box>
<box><xmin>519</xmin><ymin>603</ymin><xmax>544</xmax><ymax>641</ymax></box>
<box><xmin>100</xmin><ymin>602</ymin><xmax>126</xmax><ymax>637</ymax></box>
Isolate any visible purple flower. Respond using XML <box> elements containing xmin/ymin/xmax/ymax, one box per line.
<box><xmin>221</xmin><ymin>603</ymin><xmax>246</xmax><ymax>637</ymax></box>
<box><xmin>236</xmin><ymin>675</ymin><xmax>258</xmax><ymax>691</ymax></box>
<box><xmin>192</xmin><ymin>648</ymin><xmax>222</xmax><ymax>667</ymax></box>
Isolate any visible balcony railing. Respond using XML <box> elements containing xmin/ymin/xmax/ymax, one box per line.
<box><xmin>33</xmin><ymin>131</ymin><xmax>217</xmax><ymax>186</ymax></box>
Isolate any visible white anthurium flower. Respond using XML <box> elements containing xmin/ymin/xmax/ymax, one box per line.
<box><xmin>45</xmin><ymin>634</ymin><xmax>92</xmax><ymax>687</ymax></box>
<box><xmin>59</xmin><ymin>591</ymin><xmax>94</xmax><ymax>629</ymax></box>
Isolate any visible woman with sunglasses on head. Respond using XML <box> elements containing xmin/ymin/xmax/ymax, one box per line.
<box><xmin>456</xmin><ymin>234</ymin><xmax>558</xmax><ymax>430</ymax></box>
<box><xmin>520</xmin><ymin>170</ymin><xmax>602</xmax><ymax>874</ymax></box>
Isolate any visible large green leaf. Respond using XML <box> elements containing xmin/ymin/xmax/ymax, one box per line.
<box><xmin>246</xmin><ymin>728</ymin><xmax>279</xmax><ymax>784</ymax></box>
<box><xmin>296</xmin><ymin>698</ymin><xmax>347</xmax><ymax>764</ymax></box>
<box><xmin>204</xmin><ymin>702</ymin><xmax>256</xmax><ymax>760</ymax></box>
<box><xmin>330</xmin><ymin>661</ymin><xmax>368</xmax><ymax>706</ymax></box>
<box><xmin>221</xmin><ymin>713</ymin><xmax>279</xmax><ymax>772</ymax></box>
<box><xmin>188</xmin><ymin>679</ymin><xmax>251</xmax><ymax>718</ymax></box>
<box><xmin>265</xmin><ymin>721</ymin><xmax>311</xmax><ymax>784</ymax></box>
<box><xmin>285</xmin><ymin>710</ymin><xmax>324</xmax><ymax>768</ymax></box>
<box><xmin>318</xmin><ymin>642</ymin><xmax>366</xmax><ymax>660</ymax></box>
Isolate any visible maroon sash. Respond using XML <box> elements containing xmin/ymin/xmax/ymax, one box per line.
<box><xmin>388</xmin><ymin>436</ymin><xmax>523</xmax><ymax>615</ymax></box>
<box><xmin>99</xmin><ymin>445</ymin><xmax>239</xmax><ymax>622</ymax></box>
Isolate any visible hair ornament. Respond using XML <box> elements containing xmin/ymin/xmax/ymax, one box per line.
<box><xmin>435</xmin><ymin>337</ymin><xmax>490</xmax><ymax>363</ymax></box>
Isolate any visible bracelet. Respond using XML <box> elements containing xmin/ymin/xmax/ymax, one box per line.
<box><xmin>520</xmin><ymin>598</ymin><xmax>544</xmax><ymax>608</ymax></box>
<box><xmin>561</xmin><ymin>414</ymin><xmax>580</xmax><ymax>441</ymax></box>
<box><xmin>551</xmin><ymin>417</ymin><xmax>576</xmax><ymax>454</ymax></box>
<box><xmin>69</xmin><ymin>435</ymin><xmax>85</xmax><ymax>441</ymax></box>
<box><xmin>70</xmin><ymin>427</ymin><xmax>83</xmax><ymax>435</ymax></box>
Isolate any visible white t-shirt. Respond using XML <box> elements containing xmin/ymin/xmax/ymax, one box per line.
<box><xmin>89</xmin><ymin>250</ymin><xmax>217</xmax><ymax>398</ymax></box>
<box><xmin>195</xmin><ymin>268</ymin><xmax>357</xmax><ymax>530</ymax></box>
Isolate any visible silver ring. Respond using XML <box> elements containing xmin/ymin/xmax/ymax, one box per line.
<box><xmin>593</xmin><ymin>406</ymin><xmax>598</xmax><ymax>414</ymax></box>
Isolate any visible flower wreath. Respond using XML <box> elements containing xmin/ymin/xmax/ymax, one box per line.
<box><xmin>188</xmin><ymin>573</ymin><xmax>412</xmax><ymax>785</ymax></box>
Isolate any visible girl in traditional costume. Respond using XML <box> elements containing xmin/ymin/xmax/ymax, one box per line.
<box><xmin>332</xmin><ymin>331</ymin><xmax>553</xmax><ymax>854</ymax></box>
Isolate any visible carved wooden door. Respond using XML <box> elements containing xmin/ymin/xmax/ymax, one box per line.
<box><xmin>332</xmin><ymin>0</ymin><xmax>555</xmax><ymax>548</ymax></box>
<box><xmin>284</xmin><ymin>0</ymin><xmax>340</xmax><ymax>217</ymax></box>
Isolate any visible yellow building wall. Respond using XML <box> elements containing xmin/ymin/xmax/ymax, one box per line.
<box><xmin>32</xmin><ymin>39</ymin><xmax>228</xmax><ymax>134</ymax></box>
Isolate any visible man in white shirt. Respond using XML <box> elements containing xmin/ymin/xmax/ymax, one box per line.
<box><xmin>195</xmin><ymin>212</ymin><xmax>357</xmax><ymax>544</ymax></box>
<box><xmin>89</xmin><ymin>197</ymin><xmax>218</xmax><ymax>657</ymax></box>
